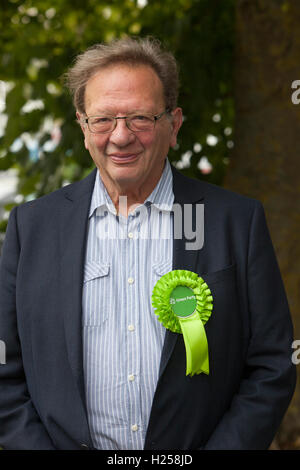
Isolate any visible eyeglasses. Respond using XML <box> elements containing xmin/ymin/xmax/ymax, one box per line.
<box><xmin>83</xmin><ymin>109</ymin><xmax>170</xmax><ymax>134</ymax></box>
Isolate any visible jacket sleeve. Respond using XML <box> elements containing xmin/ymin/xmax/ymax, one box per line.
<box><xmin>0</xmin><ymin>207</ymin><xmax>56</xmax><ymax>449</ymax></box>
<box><xmin>203</xmin><ymin>201</ymin><xmax>296</xmax><ymax>449</ymax></box>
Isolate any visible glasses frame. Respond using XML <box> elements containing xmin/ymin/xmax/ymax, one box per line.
<box><xmin>83</xmin><ymin>109</ymin><xmax>171</xmax><ymax>134</ymax></box>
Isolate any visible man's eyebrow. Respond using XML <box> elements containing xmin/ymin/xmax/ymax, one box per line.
<box><xmin>87</xmin><ymin>108</ymin><xmax>155</xmax><ymax>116</ymax></box>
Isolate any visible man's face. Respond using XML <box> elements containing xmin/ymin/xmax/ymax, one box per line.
<box><xmin>77</xmin><ymin>64</ymin><xmax>182</xmax><ymax>194</ymax></box>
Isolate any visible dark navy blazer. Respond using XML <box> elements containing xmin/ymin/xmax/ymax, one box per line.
<box><xmin>0</xmin><ymin>166</ymin><xmax>296</xmax><ymax>449</ymax></box>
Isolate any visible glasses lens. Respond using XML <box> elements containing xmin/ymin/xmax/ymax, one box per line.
<box><xmin>89</xmin><ymin>117</ymin><xmax>114</xmax><ymax>133</ymax></box>
<box><xmin>128</xmin><ymin>115</ymin><xmax>155</xmax><ymax>132</ymax></box>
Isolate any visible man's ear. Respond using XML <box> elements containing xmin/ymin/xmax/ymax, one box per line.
<box><xmin>76</xmin><ymin>111</ymin><xmax>89</xmax><ymax>150</ymax></box>
<box><xmin>76</xmin><ymin>111</ymin><xmax>85</xmax><ymax>133</ymax></box>
<box><xmin>169</xmin><ymin>107</ymin><xmax>183</xmax><ymax>148</ymax></box>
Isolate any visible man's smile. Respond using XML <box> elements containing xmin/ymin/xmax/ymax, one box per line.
<box><xmin>108</xmin><ymin>152</ymin><xmax>141</xmax><ymax>163</ymax></box>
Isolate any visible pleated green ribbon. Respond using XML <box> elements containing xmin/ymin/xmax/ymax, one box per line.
<box><xmin>152</xmin><ymin>270</ymin><xmax>213</xmax><ymax>376</ymax></box>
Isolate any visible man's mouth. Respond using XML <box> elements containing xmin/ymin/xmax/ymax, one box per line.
<box><xmin>108</xmin><ymin>153</ymin><xmax>140</xmax><ymax>163</ymax></box>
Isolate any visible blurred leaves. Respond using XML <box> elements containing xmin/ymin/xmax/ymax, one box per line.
<box><xmin>0</xmin><ymin>0</ymin><xmax>235</xmax><ymax>231</ymax></box>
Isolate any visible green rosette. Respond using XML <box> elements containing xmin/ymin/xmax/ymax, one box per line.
<box><xmin>152</xmin><ymin>270</ymin><xmax>213</xmax><ymax>376</ymax></box>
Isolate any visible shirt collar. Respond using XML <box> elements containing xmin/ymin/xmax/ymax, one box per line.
<box><xmin>143</xmin><ymin>159</ymin><xmax>174</xmax><ymax>211</ymax></box>
<box><xmin>88</xmin><ymin>170</ymin><xmax>114</xmax><ymax>218</ymax></box>
<box><xmin>89</xmin><ymin>158</ymin><xmax>174</xmax><ymax>218</ymax></box>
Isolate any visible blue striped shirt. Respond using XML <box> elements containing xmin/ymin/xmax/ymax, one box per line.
<box><xmin>82</xmin><ymin>159</ymin><xmax>174</xmax><ymax>450</ymax></box>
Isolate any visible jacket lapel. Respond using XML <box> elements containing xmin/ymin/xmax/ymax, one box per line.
<box><xmin>158</xmin><ymin>166</ymin><xmax>205</xmax><ymax>377</ymax></box>
<box><xmin>59</xmin><ymin>168</ymin><xmax>97</xmax><ymax>406</ymax></box>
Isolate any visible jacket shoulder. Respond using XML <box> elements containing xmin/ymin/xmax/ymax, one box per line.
<box><xmin>172</xmin><ymin>165</ymin><xmax>261</xmax><ymax>210</ymax></box>
<box><xmin>15</xmin><ymin>168</ymin><xmax>97</xmax><ymax>213</ymax></box>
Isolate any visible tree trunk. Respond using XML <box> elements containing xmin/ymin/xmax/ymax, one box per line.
<box><xmin>224</xmin><ymin>0</ymin><xmax>300</xmax><ymax>449</ymax></box>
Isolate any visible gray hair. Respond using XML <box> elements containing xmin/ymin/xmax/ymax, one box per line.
<box><xmin>64</xmin><ymin>36</ymin><xmax>179</xmax><ymax>114</ymax></box>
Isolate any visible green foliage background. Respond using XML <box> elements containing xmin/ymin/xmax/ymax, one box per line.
<box><xmin>0</xmin><ymin>0</ymin><xmax>235</xmax><ymax>232</ymax></box>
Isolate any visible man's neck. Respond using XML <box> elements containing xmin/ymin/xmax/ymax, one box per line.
<box><xmin>98</xmin><ymin>164</ymin><xmax>166</xmax><ymax>217</ymax></box>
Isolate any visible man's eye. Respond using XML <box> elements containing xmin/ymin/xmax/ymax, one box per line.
<box><xmin>92</xmin><ymin>117</ymin><xmax>112</xmax><ymax>124</ymax></box>
<box><xmin>132</xmin><ymin>115</ymin><xmax>151</xmax><ymax>121</ymax></box>
<box><xmin>132</xmin><ymin>114</ymin><xmax>149</xmax><ymax>121</ymax></box>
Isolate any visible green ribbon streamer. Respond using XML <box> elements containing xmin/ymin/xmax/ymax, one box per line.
<box><xmin>152</xmin><ymin>269</ymin><xmax>213</xmax><ymax>376</ymax></box>
<box><xmin>179</xmin><ymin>312</ymin><xmax>209</xmax><ymax>376</ymax></box>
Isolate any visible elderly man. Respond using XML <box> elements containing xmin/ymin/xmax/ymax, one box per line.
<box><xmin>0</xmin><ymin>37</ymin><xmax>296</xmax><ymax>450</ymax></box>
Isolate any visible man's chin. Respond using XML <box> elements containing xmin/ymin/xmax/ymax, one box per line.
<box><xmin>107</xmin><ymin>166</ymin><xmax>144</xmax><ymax>187</ymax></box>
<box><xmin>112</xmin><ymin>175</ymin><xmax>142</xmax><ymax>189</ymax></box>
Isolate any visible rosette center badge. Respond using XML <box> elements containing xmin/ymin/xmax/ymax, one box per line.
<box><xmin>152</xmin><ymin>270</ymin><xmax>213</xmax><ymax>376</ymax></box>
<box><xmin>170</xmin><ymin>286</ymin><xmax>197</xmax><ymax>317</ymax></box>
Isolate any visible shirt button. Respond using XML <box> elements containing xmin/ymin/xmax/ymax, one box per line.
<box><xmin>128</xmin><ymin>232</ymin><xmax>134</xmax><ymax>239</ymax></box>
<box><xmin>128</xmin><ymin>374</ymin><xmax>135</xmax><ymax>382</ymax></box>
<box><xmin>128</xmin><ymin>324</ymin><xmax>135</xmax><ymax>332</ymax></box>
<box><xmin>128</xmin><ymin>277</ymin><xmax>134</xmax><ymax>285</ymax></box>
<box><xmin>131</xmin><ymin>424</ymin><xmax>138</xmax><ymax>432</ymax></box>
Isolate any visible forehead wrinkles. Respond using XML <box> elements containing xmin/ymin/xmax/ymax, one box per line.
<box><xmin>84</xmin><ymin>64</ymin><xmax>165</xmax><ymax>114</ymax></box>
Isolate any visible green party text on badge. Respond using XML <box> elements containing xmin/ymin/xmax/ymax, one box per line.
<box><xmin>169</xmin><ymin>286</ymin><xmax>197</xmax><ymax>318</ymax></box>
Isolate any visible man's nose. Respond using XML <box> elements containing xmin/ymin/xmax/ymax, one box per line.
<box><xmin>109</xmin><ymin>118</ymin><xmax>136</xmax><ymax>146</ymax></box>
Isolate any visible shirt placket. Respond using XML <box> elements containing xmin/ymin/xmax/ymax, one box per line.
<box><xmin>125</xmin><ymin>212</ymin><xmax>142</xmax><ymax>448</ymax></box>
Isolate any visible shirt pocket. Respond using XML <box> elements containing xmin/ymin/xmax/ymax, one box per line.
<box><xmin>82</xmin><ymin>260</ymin><xmax>110</xmax><ymax>326</ymax></box>
<box><xmin>152</xmin><ymin>259</ymin><xmax>173</xmax><ymax>285</ymax></box>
